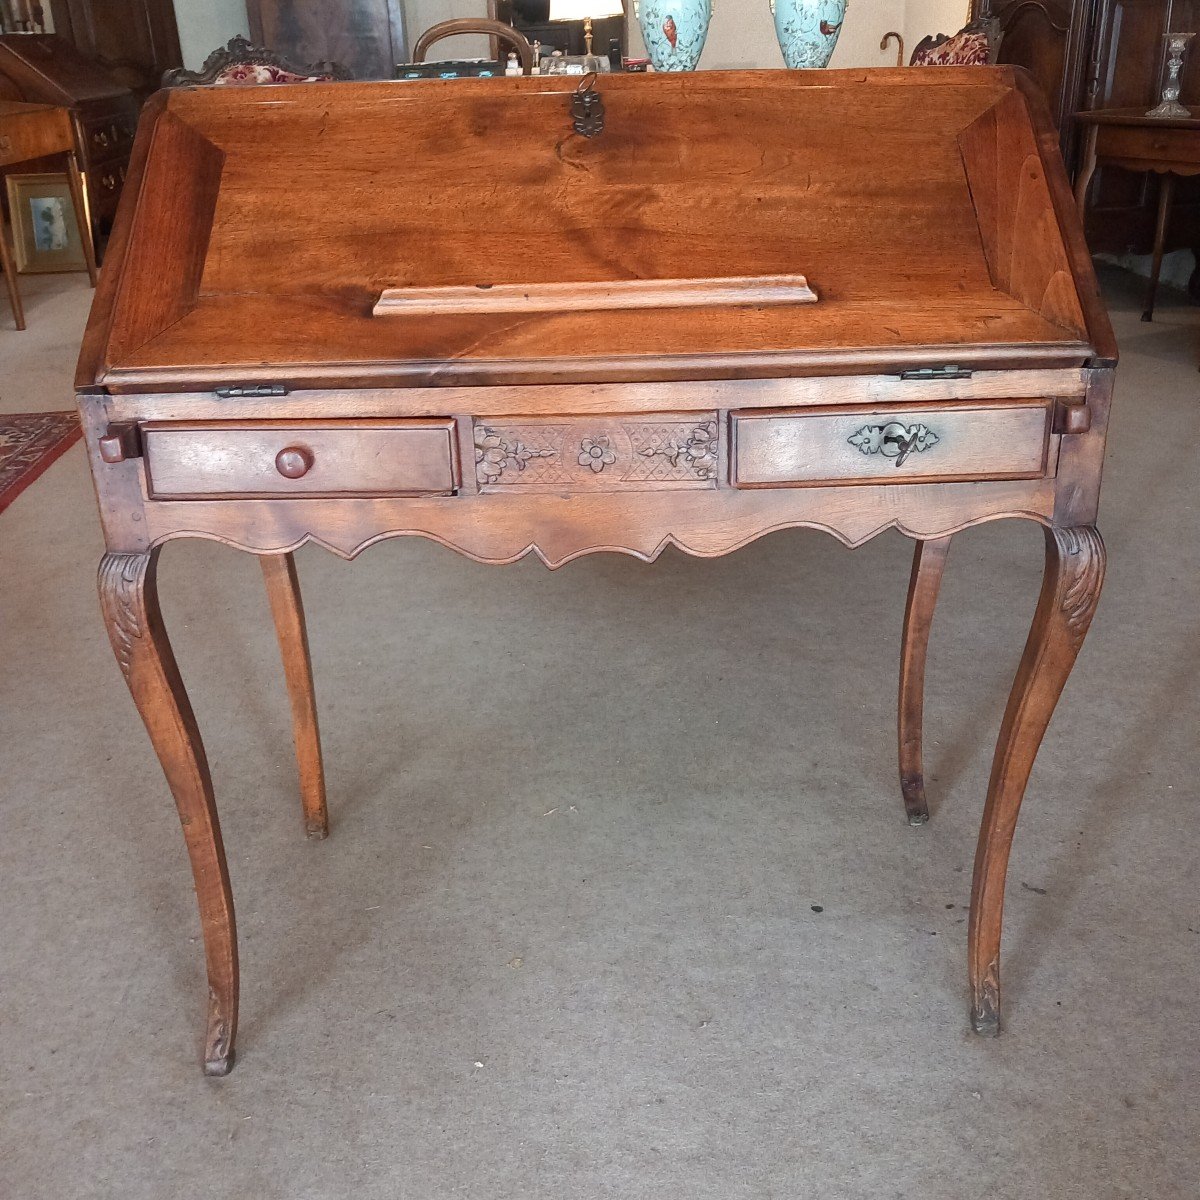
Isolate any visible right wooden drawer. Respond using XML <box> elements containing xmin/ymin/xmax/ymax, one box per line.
<box><xmin>731</xmin><ymin>400</ymin><xmax>1054</xmax><ymax>488</ymax></box>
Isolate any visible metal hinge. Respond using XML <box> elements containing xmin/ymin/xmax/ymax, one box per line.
<box><xmin>899</xmin><ymin>365</ymin><xmax>973</xmax><ymax>382</ymax></box>
<box><xmin>214</xmin><ymin>383</ymin><xmax>290</xmax><ymax>399</ymax></box>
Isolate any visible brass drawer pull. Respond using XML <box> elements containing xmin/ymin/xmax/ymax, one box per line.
<box><xmin>848</xmin><ymin>421</ymin><xmax>940</xmax><ymax>468</ymax></box>
<box><xmin>275</xmin><ymin>446</ymin><xmax>314</xmax><ymax>479</ymax></box>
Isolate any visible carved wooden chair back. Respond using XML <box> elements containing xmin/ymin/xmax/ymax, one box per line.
<box><xmin>412</xmin><ymin>19</ymin><xmax>535</xmax><ymax>75</ymax></box>
<box><xmin>161</xmin><ymin>35</ymin><xmax>351</xmax><ymax>88</ymax></box>
<box><xmin>910</xmin><ymin>18</ymin><xmax>1002</xmax><ymax>65</ymax></box>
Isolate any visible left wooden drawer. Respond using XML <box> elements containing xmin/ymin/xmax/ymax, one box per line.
<box><xmin>142</xmin><ymin>420</ymin><xmax>459</xmax><ymax>499</ymax></box>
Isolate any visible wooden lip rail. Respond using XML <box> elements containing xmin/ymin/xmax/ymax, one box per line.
<box><xmin>372</xmin><ymin>275</ymin><xmax>819</xmax><ymax>318</ymax></box>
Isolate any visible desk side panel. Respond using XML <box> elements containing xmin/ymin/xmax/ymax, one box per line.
<box><xmin>78</xmin><ymin>98</ymin><xmax>224</xmax><ymax>388</ymax></box>
<box><xmin>103</xmin><ymin>110</ymin><xmax>224</xmax><ymax>369</ymax></box>
<box><xmin>958</xmin><ymin>87</ymin><xmax>1088</xmax><ymax>342</ymax></box>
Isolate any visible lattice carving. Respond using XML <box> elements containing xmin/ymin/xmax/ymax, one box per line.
<box><xmin>474</xmin><ymin>414</ymin><xmax>719</xmax><ymax>491</ymax></box>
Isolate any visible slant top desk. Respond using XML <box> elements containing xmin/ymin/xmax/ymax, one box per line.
<box><xmin>77</xmin><ymin>68</ymin><xmax>1116</xmax><ymax>1075</ymax></box>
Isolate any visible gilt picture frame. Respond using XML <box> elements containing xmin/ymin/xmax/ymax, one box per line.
<box><xmin>6</xmin><ymin>173</ymin><xmax>87</xmax><ymax>274</ymax></box>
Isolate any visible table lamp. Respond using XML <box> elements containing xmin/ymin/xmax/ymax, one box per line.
<box><xmin>549</xmin><ymin>0</ymin><xmax>626</xmax><ymax>59</ymax></box>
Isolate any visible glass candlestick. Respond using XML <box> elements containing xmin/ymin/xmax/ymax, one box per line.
<box><xmin>1147</xmin><ymin>32</ymin><xmax>1195</xmax><ymax>119</ymax></box>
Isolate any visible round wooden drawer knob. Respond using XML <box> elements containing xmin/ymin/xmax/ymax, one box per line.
<box><xmin>275</xmin><ymin>446</ymin><xmax>314</xmax><ymax>479</ymax></box>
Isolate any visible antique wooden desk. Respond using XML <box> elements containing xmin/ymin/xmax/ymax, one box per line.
<box><xmin>77</xmin><ymin>68</ymin><xmax>1115</xmax><ymax>1075</ymax></box>
<box><xmin>1074</xmin><ymin>107</ymin><xmax>1200</xmax><ymax>322</ymax></box>
<box><xmin>0</xmin><ymin>100</ymin><xmax>97</xmax><ymax>328</ymax></box>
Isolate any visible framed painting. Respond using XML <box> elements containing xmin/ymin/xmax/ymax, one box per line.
<box><xmin>6</xmin><ymin>173</ymin><xmax>88</xmax><ymax>274</ymax></box>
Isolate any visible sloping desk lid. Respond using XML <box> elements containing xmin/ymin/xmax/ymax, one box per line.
<box><xmin>78</xmin><ymin>68</ymin><xmax>1113</xmax><ymax>393</ymax></box>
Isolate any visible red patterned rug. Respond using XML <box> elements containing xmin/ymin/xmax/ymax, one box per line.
<box><xmin>0</xmin><ymin>412</ymin><xmax>82</xmax><ymax>515</ymax></box>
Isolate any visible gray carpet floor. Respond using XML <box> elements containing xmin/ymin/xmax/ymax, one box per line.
<box><xmin>1</xmin><ymin>266</ymin><xmax>1197</xmax><ymax>1199</ymax></box>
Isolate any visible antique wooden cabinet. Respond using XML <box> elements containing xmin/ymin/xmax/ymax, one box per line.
<box><xmin>979</xmin><ymin>0</ymin><xmax>1200</xmax><ymax>258</ymax></box>
<box><xmin>0</xmin><ymin>33</ymin><xmax>139</xmax><ymax>245</ymax></box>
<box><xmin>46</xmin><ymin>0</ymin><xmax>182</xmax><ymax>100</ymax></box>
<box><xmin>78</xmin><ymin>69</ymin><xmax>1115</xmax><ymax>1075</ymax></box>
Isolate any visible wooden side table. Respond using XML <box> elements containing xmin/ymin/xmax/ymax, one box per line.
<box><xmin>1074</xmin><ymin>108</ymin><xmax>1200</xmax><ymax>322</ymax></box>
<box><xmin>0</xmin><ymin>100</ymin><xmax>98</xmax><ymax>330</ymax></box>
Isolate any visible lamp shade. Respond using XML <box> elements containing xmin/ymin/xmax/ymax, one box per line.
<box><xmin>548</xmin><ymin>0</ymin><xmax>625</xmax><ymax>20</ymax></box>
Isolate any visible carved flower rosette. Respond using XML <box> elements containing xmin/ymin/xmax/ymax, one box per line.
<box><xmin>474</xmin><ymin>417</ymin><xmax>719</xmax><ymax>490</ymax></box>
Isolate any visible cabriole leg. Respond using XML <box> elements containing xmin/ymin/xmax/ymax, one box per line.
<box><xmin>98</xmin><ymin>550</ymin><xmax>239</xmax><ymax>1075</ymax></box>
<box><xmin>898</xmin><ymin>535</ymin><xmax>953</xmax><ymax>825</ymax></box>
<box><xmin>260</xmin><ymin>552</ymin><xmax>328</xmax><ymax>839</ymax></box>
<box><xmin>968</xmin><ymin>526</ymin><xmax>1105</xmax><ymax>1036</ymax></box>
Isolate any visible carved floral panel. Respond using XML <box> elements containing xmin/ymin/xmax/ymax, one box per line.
<box><xmin>474</xmin><ymin>414</ymin><xmax>719</xmax><ymax>491</ymax></box>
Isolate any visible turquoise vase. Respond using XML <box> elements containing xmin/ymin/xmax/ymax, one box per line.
<box><xmin>636</xmin><ymin>0</ymin><xmax>712</xmax><ymax>72</ymax></box>
<box><xmin>772</xmin><ymin>0</ymin><xmax>848</xmax><ymax>68</ymax></box>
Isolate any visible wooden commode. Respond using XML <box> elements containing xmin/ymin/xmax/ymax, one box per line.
<box><xmin>77</xmin><ymin>68</ymin><xmax>1116</xmax><ymax>1075</ymax></box>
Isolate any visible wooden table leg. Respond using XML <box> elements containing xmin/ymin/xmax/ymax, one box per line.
<box><xmin>261</xmin><ymin>552</ymin><xmax>329</xmax><ymax>839</ymax></box>
<box><xmin>898</xmin><ymin>535</ymin><xmax>953</xmax><ymax>826</ymax></box>
<box><xmin>0</xmin><ymin>213</ymin><xmax>25</xmax><ymax>330</ymax></box>
<box><xmin>1073</xmin><ymin>124</ymin><xmax>1099</xmax><ymax>219</ymax></box>
<box><xmin>98</xmin><ymin>550</ymin><xmax>239</xmax><ymax>1075</ymax></box>
<box><xmin>968</xmin><ymin>525</ymin><xmax>1104</xmax><ymax>1036</ymax></box>
<box><xmin>64</xmin><ymin>150</ymin><xmax>99</xmax><ymax>287</ymax></box>
<box><xmin>1142</xmin><ymin>172</ymin><xmax>1175</xmax><ymax>323</ymax></box>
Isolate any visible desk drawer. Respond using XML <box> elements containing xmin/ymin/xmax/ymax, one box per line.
<box><xmin>0</xmin><ymin>109</ymin><xmax>71</xmax><ymax>167</ymax></box>
<box><xmin>81</xmin><ymin>114</ymin><xmax>136</xmax><ymax>164</ymax></box>
<box><xmin>1096</xmin><ymin>124</ymin><xmax>1200</xmax><ymax>167</ymax></box>
<box><xmin>731</xmin><ymin>401</ymin><xmax>1053</xmax><ymax>488</ymax></box>
<box><xmin>143</xmin><ymin>420</ymin><xmax>458</xmax><ymax>499</ymax></box>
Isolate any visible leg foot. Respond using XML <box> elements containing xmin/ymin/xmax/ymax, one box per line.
<box><xmin>203</xmin><ymin>989</ymin><xmax>237</xmax><ymax>1075</ymax></box>
<box><xmin>261</xmin><ymin>553</ymin><xmax>329</xmax><ymax>839</ymax></box>
<box><xmin>99</xmin><ymin>550</ymin><xmax>239</xmax><ymax>1076</ymax></box>
<box><xmin>898</xmin><ymin>536</ymin><xmax>952</xmax><ymax>825</ymax></box>
<box><xmin>901</xmin><ymin>777</ymin><xmax>930</xmax><ymax>825</ymax></box>
<box><xmin>967</xmin><ymin>526</ymin><xmax>1104</xmax><ymax>1035</ymax></box>
<box><xmin>970</xmin><ymin>961</ymin><xmax>1001</xmax><ymax>1037</ymax></box>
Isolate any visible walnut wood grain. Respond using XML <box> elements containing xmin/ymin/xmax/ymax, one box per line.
<box><xmin>958</xmin><ymin>88</ymin><xmax>1087</xmax><ymax>341</ymax></box>
<box><xmin>76</xmin><ymin>70</ymin><xmax>1111</xmax><ymax>391</ymax></box>
<box><xmin>102</xmin><ymin>369</ymin><xmax>1091</xmax><ymax>418</ymax></box>
<box><xmin>104</xmin><ymin>108</ymin><xmax>224</xmax><ymax>369</ymax></box>
<box><xmin>731</xmin><ymin>401</ymin><xmax>1053</xmax><ymax>488</ymax></box>
<box><xmin>261</xmin><ymin>553</ymin><xmax>328</xmax><ymax>839</ymax></box>
<box><xmin>98</xmin><ymin>550</ymin><xmax>238</xmax><ymax>1075</ymax></box>
<box><xmin>968</xmin><ymin>524</ymin><xmax>1104</xmax><ymax>1035</ymax></box>
<box><xmin>898</xmin><ymin>535</ymin><xmax>952</xmax><ymax>825</ymax></box>
<box><xmin>141</xmin><ymin>419</ymin><xmax>458</xmax><ymax>499</ymax></box>
<box><xmin>1010</xmin><ymin>70</ymin><xmax>1117</xmax><ymax>366</ymax></box>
